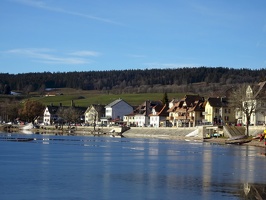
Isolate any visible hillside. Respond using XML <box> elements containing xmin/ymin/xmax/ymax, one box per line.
<box><xmin>30</xmin><ymin>88</ymin><xmax>188</xmax><ymax>107</ymax></box>
<box><xmin>1</xmin><ymin>67</ymin><xmax>265</xmax><ymax>97</ymax></box>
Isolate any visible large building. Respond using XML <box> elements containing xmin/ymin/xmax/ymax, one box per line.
<box><xmin>204</xmin><ymin>97</ymin><xmax>234</xmax><ymax>125</ymax></box>
<box><xmin>168</xmin><ymin>95</ymin><xmax>205</xmax><ymax>127</ymax></box>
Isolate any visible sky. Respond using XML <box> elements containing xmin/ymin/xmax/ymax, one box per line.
<box><xmin>1</xmin><ymin>0</ymin><xmax>266</xmax><ymax>74</ymax></box>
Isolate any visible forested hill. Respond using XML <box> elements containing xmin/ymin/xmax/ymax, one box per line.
<box><xmin>1</xmin><ymin>67</ymin><xmax>266</xmax><ymax>95</ymax></box>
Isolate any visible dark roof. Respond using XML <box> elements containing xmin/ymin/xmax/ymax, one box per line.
<box><xmin>207</xmin><ymin>97</ymin><xmax>228</xmax><ymax>107</ymax></box>
<box><xmin>46</xmin><ymin>105</ymin><xmax>86</xmax><ymax>115</ymax></box>
<box><xmin>168</xmin><ymin>95</ymin><xmax>205</xmax><ymax>112</ymax></box>
<box><xmin>92</xmin><ymin>104</ymin><xmax>105</xmax><ymax>113</ymax></box>
<box><xmin>150</xmin><ymin>104</ymin><xmax>169</xmax><ymax>116</ymax></box>
<box><xmin>74</xmin><ymin>106</ymin><xmax>87</xmax><ymax>114</ymax></box>
<box><xmin>184</xmin><ymin>95</ymin><xmax>204</xmax><ymax>107</ymax></box>
<box><xmin>105</xmin><ymin>99</ymin><xmax>132</xmax><ymax>108</ymax></box>
<box><xmin>132</xmin><ymin>100</ymin><xmax>163</xmax><ymax>116</ymax></box>
<box><xmin>46</xmin><ymin>106</ymin><xmax>61</xmax><ymax>114</ymax></box>
<box><xmin>254</xmin><ymin>81</ymin><xmax>266</xmax><ymax>99</ymax></box>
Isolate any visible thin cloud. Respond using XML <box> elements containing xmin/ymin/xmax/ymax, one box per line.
<box><xmin>127</xmin><ymin>54</ymin><xmax>146</xmax><ymax>58</ymax></box>
<box><xmin>6</xmin><ymin>48</ymin><xmax>90</xmax><ymax>65</ymax></box>
<box><xmin>13</xmin><ymin>0</ymin><xmax>122</xmax><ymax>25</ymax></box>
<box><xmin>69</xmin><ymin>51</ymin><xmax>101</xmax><ymax>57</ymax></box>
<box><xmin>143</xmin><ymin>62</ymin><xmax>198</xmax><ymax>69</ymax></box>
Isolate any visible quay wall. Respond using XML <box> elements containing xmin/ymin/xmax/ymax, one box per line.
<box><xmin>122</xmin><ymin>126</ymin><xmax>266</xmax><ymax>139</ymax></box>
<box><xmin>248</xmin><ymin>126</ymin><xmax>265</xmax><ymax>136</ymax></box>
<box><xmin>122</xmin><ymin>127</ymin><xmax>198</xmax><ymax>140</ymax></box>
<box><xmin>1</xmin><ymin>124</ymin><xmax>265</xmax><ymax>139</ymax></box>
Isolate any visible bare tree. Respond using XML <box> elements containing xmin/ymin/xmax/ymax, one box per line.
<box><xmin>56</xmin><ymin>107</ymin><xmax>80</xmax><ymax>128</ymax></box>
<box><xmin>229</xmin><ymin>83</ymin><xmax>263</xmax><ymax>136</ymax></box>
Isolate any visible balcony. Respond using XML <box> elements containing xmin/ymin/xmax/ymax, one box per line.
<box><xmin>167</xmin><ymin>116</ymin><xmax>174</xmax><ymax>120</ymax></box>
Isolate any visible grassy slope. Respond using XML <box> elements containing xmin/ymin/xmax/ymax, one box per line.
<box><xmin>30</xmin><ymin>88</ymin><xmax>187</xmax><ymax>107</ymax></box>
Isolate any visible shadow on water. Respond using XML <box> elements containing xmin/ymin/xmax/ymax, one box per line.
<box><xmin>238</xmin><ymin>183</ymin><xmax>266</xmax><ymax>199</ymax></box>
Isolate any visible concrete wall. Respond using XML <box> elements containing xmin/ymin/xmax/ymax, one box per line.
<box><xmin>123</xmin><ymin>127</ymin><xmax>197</xmax><ymax>139</ymax></box>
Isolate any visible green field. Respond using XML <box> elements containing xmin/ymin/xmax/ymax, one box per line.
<box><xmin>30</xmin><ymin>89</ymin><xmax>187</xmax><ymax>107</ymax></box>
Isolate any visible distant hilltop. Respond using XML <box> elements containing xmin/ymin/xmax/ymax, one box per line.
<box><xmin>1</xmin><ymin>67</ymin><xmax>266</xmax><ymax>95</ymax></box>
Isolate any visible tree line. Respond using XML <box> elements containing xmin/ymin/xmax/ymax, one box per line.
<box><xmin>1</xmin><ymin>67</ymin><xmax>266</xmax><ymax>94</ymax></box>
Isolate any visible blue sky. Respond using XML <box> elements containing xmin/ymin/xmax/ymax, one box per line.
<box><xmin>1</xmin><ymin>0</ymin><xmax>266</xmax><ymax>74</ymax></box>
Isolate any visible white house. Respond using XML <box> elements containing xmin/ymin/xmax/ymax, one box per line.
<box><xmin>84</xmin><ymin>104</ymin><xmax>105</xmax><ymax>125</ymax></box>
<box><xmin>149</xmin><ymin>104</ymin><xmax>169</xmax><ymax>127</ymax></box>
<box><xmin>238</xmin><ymin>82</ymin><xmax>266</xmax><ymax>125</ymax></box>
<box><xmin>123</xmin><ymin>100</ymin><xmax>163</xmax><ymax>127</ymax></box>
<box><xmin>102</xmin><ymin>99</ymin><xmax>133</xmax><ymax>125</ymax></box>
<box><xmin>43</xmin><ymin>105</ymin><xmax>59</xmax><ymax>125</ymax></box>
<box><xmin>134</xmin><ymin>114</ymin><xmax>148</xmax><ymax>127</ymax></box>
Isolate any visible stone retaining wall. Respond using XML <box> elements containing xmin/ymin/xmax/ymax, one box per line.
<box><xmin>122</xmin><ymin>126</ymin><xmax>266</xmax><ymax>139</ymax></box>
<box><xmin>122</xmin><ymin>127</ymin><xmax>198</xmax><ymax>139</ymax></box>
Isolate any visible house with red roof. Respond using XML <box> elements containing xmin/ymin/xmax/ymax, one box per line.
<box><xmin>149</xmin><ymin>104</ymin><xmax>169</xmax><ymax>127</ymax></box>
<box><xmin>167</xmin><ymin>95</ymin><xmax>205</xmax><ymax>127</ymax></box>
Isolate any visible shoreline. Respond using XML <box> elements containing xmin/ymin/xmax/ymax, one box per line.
<box><xmin>1</xmin><ymin>124</ymin><xmax>266</xmax><ymax>148</ymax></box>
<box><xmin>123</xmin><ymin>132</ymin><xmax>266</xmax><ymax>148</ymax></box>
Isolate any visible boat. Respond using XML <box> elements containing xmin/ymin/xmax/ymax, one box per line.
<box><xmin>21</xmin><ymin>130</ymin><xmax>33</xmax><ymax>134</ymax></box>
<box><xmin>227</xmin><ymin>135</ymin><xmax>247</xmax><ymax>141</ymax></box>
<box><xmin>225</xmin><ymin>137</ymin><xmax>252</xmax><ymax>145</ymax></box>
<box><xmin>20</xmin><ymin>123</ymin><xmax>34</xmax><ymax>130</ymax></box>
<box><xmin>110</xmin><ymin>134</ymin><xmax>123</xmax><ymax>138</ymax></box>
<box><xmin>0</xmin><ymin>137</ymin><xmax>34</xmax><ymax>142</ymax></box>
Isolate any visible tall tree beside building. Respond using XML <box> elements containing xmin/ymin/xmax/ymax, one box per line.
<box><xmin>18</xmin><ymin>100</ymin><xmax>45</xmax><ymax>123</ymax></box>
<box><xmin>3</xmin><ymin>84</ymin><xmax>11</xmax><ymax>95</ymax></box>
<box><xmin>56</xmin><ymin>107</ymin><xmax>80</xmax><ymax>125</ymax></box>
<box><xmin>229</xmin><ymin>83</ymin><xmax>263</xmax><ymax>136</ymax></box>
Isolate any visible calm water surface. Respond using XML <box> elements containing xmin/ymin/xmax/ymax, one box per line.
<box><xmin>1</xmin><ymin>132</ymin><xmax>266</xmax><ymax>200</ymax></box>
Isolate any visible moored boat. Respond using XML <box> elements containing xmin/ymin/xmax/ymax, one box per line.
<box><xmin>225</xmin><ymin>138</ymin><xmax>252</xmax><ymax>145</ymax></box>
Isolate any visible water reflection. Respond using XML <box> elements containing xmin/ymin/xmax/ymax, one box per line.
<box><xmin>1</xmin><ymin>132</ymin><xmax>266</xmax><ymax>199</ymax></box>
<box><xmin>242</xmin><ymin>183</ymin><xmax>266</xmax><ymax>199</ymax></box>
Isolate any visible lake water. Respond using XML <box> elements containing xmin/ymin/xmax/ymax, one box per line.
<box><xmin>1</xmin><ymin>132</ymin><xmax>266</xmax><ymax>200</ymax></box>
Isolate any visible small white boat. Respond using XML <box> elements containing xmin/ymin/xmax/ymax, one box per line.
<box><xmin>110</xmin><ymin>135</ymin><xmax>122</xmax><ymax>138</ymax></box>
<box><xmin>20</xmin><ymin>123</ymin><xmax>34</xmax><ymax>130</ymax></box>
<box><xmin>21</xmin><ymin>130</ymin><xmax>33</xmax><ymax>134</ymax></box>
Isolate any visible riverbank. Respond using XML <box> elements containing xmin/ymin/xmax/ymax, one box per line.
<box><xmin>1</xmin><ymin>124</ymin><xmax>266</xmax><ymax>148</ymax></box>
<box><xmin>123</xmin><ymin>127</ymin><xmax>266</xmax><ymax>148</ymax></box>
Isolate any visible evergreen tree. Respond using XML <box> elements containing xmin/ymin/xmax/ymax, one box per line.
<box><xmin>3</xmin><ymin>84</ymin><xmax>11</xmax><ymax>95</ymax></box>
<box><xmin>162</xmin><ymin>92</ymin><xmax>169</xmax><ymax>106</ymax></box>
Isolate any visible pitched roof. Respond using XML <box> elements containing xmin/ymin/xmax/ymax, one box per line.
<box><xmin>105</xmin><ymin>99</ymin><xmax>132</xmax><ymax>108</ymax></box>
<box><xmin>184</xmin><ymin>95</ymin><xmax>204</xmax><ymax>106</ymax></box>
<box><xmin>92</xmin><ymin>104</ymin><xmax>105</xmax><ymax>113</ymax></box>
<box><xmin>46</xmin><ymin>105</ymin><xmax>86</xmax><ymax>115</ymax></box>
<box><xmin>207</xmin><ymin>97</ymin><xmax>228</xmax><ymax>107</ymax></box>
<box><xmin>46</xmin><ymin>106</ymin><xmax>60</xmax><ymax>115</ymax></box>
<box><xmin>254</xmin><ymin>81</ymin><xmax>266</xmax><ymax>99</ymax></box>
<box><xmin>187</xmin><ymin>100</ymin><xmax>205</xmax><ymax>112</ymax></box>
<box><xmin>131</xmin><ymin>100</ymin><xmax>163</xmax><ymax>116</ymax></box>
<box><xmin>168</xmin><ymin>95</ymin><xmax>204</xmax><ymax>112</ymax></box>
<box><xmin>150</xmin><ymin>104</ymin><xmax>169</xmax><ymax>116</ymax></box>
